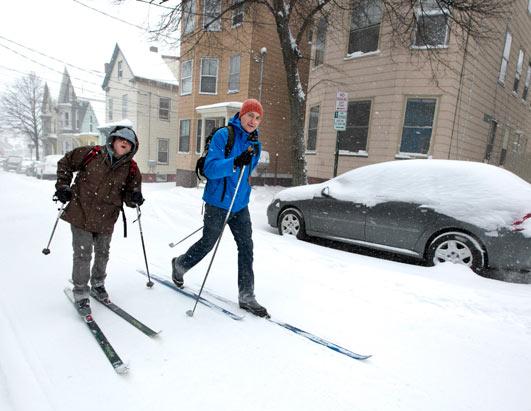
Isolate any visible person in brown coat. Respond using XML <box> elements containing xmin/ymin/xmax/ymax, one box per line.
<box><xmin>55</xmin><ymin>125</ymin><xmax>143</xmax><ymax>315</ymax></box>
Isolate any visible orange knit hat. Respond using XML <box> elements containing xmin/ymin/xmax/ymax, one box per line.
<box><xmin>240</xmin><ymin>98</ymin><xmax>264</xmax><ymax>118</ymax></box>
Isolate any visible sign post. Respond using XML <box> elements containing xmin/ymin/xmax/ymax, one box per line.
<box><xmin>333</xmin><ymin>91</ymin><xmax>348</xmax><ymax>177</ymax></box>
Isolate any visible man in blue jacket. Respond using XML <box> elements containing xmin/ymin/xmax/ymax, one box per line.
<box><xmin>172</xmin><ymin>99</ymin><xmax>268</xmax><ymax>317</ymax></box>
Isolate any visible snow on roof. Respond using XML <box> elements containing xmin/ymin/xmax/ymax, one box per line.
<box><xmin>98</xmin><ymin>119</ymin><xmax>133</xmax><ymax>129</ymax></box>
<box><xmin>118</xmin><ymin>42</ymin><xmax>178</xmax><ymax>86</ymax></box>
<box><xmin>275</xmin><ymin>159</ymin><xmax>531</xmax><ymax>235</ymax></box>
<box><xmin>196</xmin><ymin>102</ymin><xmax>243</xmax><ymax>111</ymax></box>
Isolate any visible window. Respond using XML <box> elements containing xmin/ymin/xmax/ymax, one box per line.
<box><xmin>203</xmin><ymin>0</ymin><xmax>221</xmax><ymax>31</ymax></box>
<box><xmin>499</xmin><ymin>128</ymin><xmax>510</xmax><ymax>166</ymax></box>
<box><xmin>337</xmin><ymin>100</ymin><xmax>371</xmax><ymax>152</ymax></box>
<box><xmin>158</xmin><ymin>138</ymin><xmax>169</xmax><ymax>164</ymax></box>
<box><xmin>181</xmin><ymin>60</ymin><xmax>193</xmax><ymax>95</ymax></box>
<box><xmin>179</xmin><ymin>120</ymin><xmax>191</xmax><ymax>152</ymax></box>
<box><xmin>499</xmin><ymin>30</ymin><xmax>512</xmax><ymax>83</ymax></box>
<box><xmin>307</xmin><ymin>106</ymin><xmax>320</xmax><ymax>151</ymax></box>
<box><xmin>399</xmin><ymin>98</ymin><xmax>436</xmax><ymax>155</ymax></box>
<box><xmin>513</xmin><ymin>49</ymin><xmax>524</xmax><ymax>93</ymax></box>
<box><xmin>200</xmin><ymin>58</ymin><xmax>218</xmax><ymax>94</ymax></box>
<box><xmin>89</xmin><ymin>115</ymin><xmax>93</xmax><ymax>132</ymax></box>
<box><xmin>348</xmin><ymin>0</ymin><xmax>382</xmax><ymax>54</ymax></box>
<box><xmin>121</xmin><ymin>94</ymin><xmax>128</xmax><ymax>118</ymax></box>
<box><xmin>228</xmin><ymin>55</ymin><xmax>240</xmax><ymax>92</ymax></box>
<box><xmin>232</xmin><ymin>0</ymin><xmax>244</xmax><ymax>26</ymax></box>
<box><xmin>107</xmin><ymin>98</ymin><xmax>113</xmax><ymax>121</ymax></box>
<box><xmin>523</xmin><ymin>62</ymin><xmax>531</xmax><ymax>101</ymax></box>
<box><xmin>196</xmin><ymin>120</ymin><xmax>203</xmax><ymax>153</ymax></box>
<box><xmin>117</xmin><ymin>60</ymin><xmax>123</xmax><ymax>79</ymax></box>
<box><xmin>159</xmin><ymin>97</ymin><xmax>170</xmax><ymax>120</ymax></box>
<box><xmin>484</xmin><ymin>119</ymin><xmax>498</xmax><ymax>162</ymax></box>
<box><xmin>314</xmin><ymin>18</ymin><xmax>327</xmax><ymax>67</ymax></box>
<box><xmin>64</xmin><ymin>112</ymin><xmax>70</xmax><ymax>128</ymax></box>
<box><xmin>413</xmin><ymin>0</ymin><xmax>449</xmax><ymax>48</ymax></box>
<box><xmin>183</xmin><ymin>0</ymin><xmax>195</xmax><ymax>35</ymax></box>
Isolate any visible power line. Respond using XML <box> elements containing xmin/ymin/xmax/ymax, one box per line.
<box><xmin>72</xmin><ymin>0</ymin><xmax>150</xmax><ymax>31</ymax></box>
<box><xmin>72</xmin><ymin>0</ymin><xmax>180</xmax><ymax>42</ymax></box>
<box><xmin>0</xmin><ymin>41</ymin><xmax>182</xmax><ymax>113</ymax></box>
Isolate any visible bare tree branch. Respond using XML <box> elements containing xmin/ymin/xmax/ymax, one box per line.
<box><xmin>0</xmin><ymin>73</ymin><xmax>44</xmax><ymax>160</ymax></box>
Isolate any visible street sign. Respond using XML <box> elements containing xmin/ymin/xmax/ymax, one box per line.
<box><xmin>335</xmin><ymin>91</ymin><xmax>348</xmax><ymax>111</ymax></box>
<box><xmin>334</xmin><ymin>91</ymin><xmax>348</xmax><ymax>130</ymax></box>
<box><xmin>334</xmin><ymin>111</ymin><xmax>347</xmax><ymax>119</ymax></box>
<box><xmin>334</xmin><ymin>118</ymin><xmax>346</xmax><ymax>131</ymax></box>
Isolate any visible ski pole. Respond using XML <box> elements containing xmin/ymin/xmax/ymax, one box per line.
<box><xmin>169</xmin><ymin>226</ymin><xmax>203</xmax><ymax>248</ymax></box>
<box><xmin>42</xmin><ymin>201</ymin><xmax>65</xmax><ymax>255</ymax></box>
<box><xmin>186</xmin><ymin>164</ymin><xmax>247</xmax><ymax>318</ymax></box>
<box><xmin>135</xmin><ymin>205</ymin><xmax>154</xmax><ymax>288</ymax></box>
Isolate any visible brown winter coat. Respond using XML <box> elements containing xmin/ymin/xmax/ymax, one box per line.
<box><xmin>55</xmin><ymin>145</ymin><xmax>142</xmax><ymax>234</ymax></box>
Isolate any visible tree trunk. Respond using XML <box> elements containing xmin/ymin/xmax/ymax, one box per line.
<box><xmin>273</xmin><ymin>8</ymin><xmax>307</xmax><ymax>186</ymax></box>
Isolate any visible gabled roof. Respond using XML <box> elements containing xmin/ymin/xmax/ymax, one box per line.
<box><xmin>102</xmin><ymin>43</ymin><xmax>178</xmax><ymax>90</ymax></box>
<box><xmin>58</xmin><ymin>68</ymin><xmax>76</xmax><ymax>104</ymax></box>
<box><xmin>42</xmin><ymin>83</ymin><xmax>54</xmax><ymax>114</ymax></box>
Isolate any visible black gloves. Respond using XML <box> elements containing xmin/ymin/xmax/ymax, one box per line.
<box><xmin>54</xmin><ymin>186</ymin><xmax>72</xmax><ymax>203</ymax></box>
<box><xmin>130</xmin><ymin>191</ymin><xmax>144</xmax><ymax>206</ymax></box>
<box><xmin>234</xmin><ymin>150</ymin><xmax>253</xmax><ymax>169</ymax></box>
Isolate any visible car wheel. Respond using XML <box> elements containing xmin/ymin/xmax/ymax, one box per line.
<box><xmin>427</xmin><ymin>232</ymin><xmax>486</xmax><ymax>273</ymax></box>
<box><xmin>278</xmin><ymin>208</ymin><xmax>307</xmax><ymax>240</ymax></box>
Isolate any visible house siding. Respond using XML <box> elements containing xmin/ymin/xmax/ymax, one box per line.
<box><xmin>305</xmin><ymin>0</ymin><xmax>531</xmax><ymax>182</ymax></box>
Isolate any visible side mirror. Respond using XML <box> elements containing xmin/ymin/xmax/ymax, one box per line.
<box><xmin>321</xmin><ymin>186</ymin><xmax>331</xmax><ymax>198</ymax></box>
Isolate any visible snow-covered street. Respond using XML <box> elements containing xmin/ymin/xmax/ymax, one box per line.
<box><xmin>1</xmin><ymin>170</ymin><xmax>530</xmax><ymax>411</ymax></box>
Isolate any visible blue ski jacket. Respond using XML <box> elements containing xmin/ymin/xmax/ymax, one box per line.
<box><xmin>203</xmin><ymin>113</ymin><xmax>262</xmax><ymax>212</ymax></box>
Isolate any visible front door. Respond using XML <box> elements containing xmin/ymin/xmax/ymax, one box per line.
<box><xmin>307</xmin><ymin>197</ymin><xmax>367</xmax><ymax>241</ymax></box>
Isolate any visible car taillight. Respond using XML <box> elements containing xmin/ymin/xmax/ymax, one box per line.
<box><xmin>512</xmin><ymin>213</ymin><xmax>531</xmax><ymax>231</ymax></box>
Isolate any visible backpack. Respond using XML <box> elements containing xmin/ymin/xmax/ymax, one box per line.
<box><xmin>195</xmin><ymin>125</ymin><xmax>235</xmax><ymax>182</ymax></box>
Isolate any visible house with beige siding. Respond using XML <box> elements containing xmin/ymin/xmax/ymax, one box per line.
<box><xmin>304</xmin><ymin>0</ymin><xmax>531</xmax><ymax>183</ymax></box>
<box><xmin>174</xmin><ymin>0</ymin><xmax>309</xmax><ymax>187</ymax></box>
<box><xmin>102</xmin><ymin>43</ymin><xmax>179</xmax><ymax>182</ymax></box>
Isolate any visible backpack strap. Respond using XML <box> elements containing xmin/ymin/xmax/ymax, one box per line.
<box><xmin>121</xmin><ymin>159</ymin><xmax>139</xmax><ymax>238</ymax></box>
<box><xmin>81</xmin><ymin>145</ymin><xmax>102</xmax><ymax>170</ymax></box>
<box><xmin>221</xmin><ymin>125</ymin><xmax>235</xmax><ymax>202</ymax></box>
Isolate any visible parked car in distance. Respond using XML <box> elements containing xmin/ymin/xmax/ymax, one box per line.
<box><xmin>17</xmin><ymin>159</ymin><xmax>35</xmax><ymax>174</ymax></box>
<box><xmin>267</xmin><ymin>160</ymin><xmax>531</xmax><ymax>275</ymax></box>
<box><xmin>25</xmin><ymin>160</ymin><xmax>39</xmax><ymax>176</ymax></box>
<box><xmin>4</xmin><ymin>156</ymin><xmax>23</xmax><ymax>172</ymax></box>
<box><xmin>36</xmin><ymin>154</ymin><xmax>63</xmax><ymax>180</ymax></box>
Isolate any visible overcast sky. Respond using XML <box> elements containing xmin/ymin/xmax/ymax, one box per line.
<box><xmin>0</xmin><ymin>0</ymin><xmax>179</xmax><ymax>122</ymax></box>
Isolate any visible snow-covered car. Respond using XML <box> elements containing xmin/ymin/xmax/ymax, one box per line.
<box><xmin>36</xmin><ymin>154</ymin><xmax>62</xmax><ymax>180</ymax></box>
<box><xmin>17</xmin><ymin>159</ymin><xmax>35</xmax><ymax>174</ymax></box>
<box><xmin>4</xmin><ymin>156</ymin><xmax>23</xmax><ymax>172</ymax></box>
<box><xmin>267</xmin><ymin>160</ymin><xmax>531</xmax><ymax>274</ymax></box>
<box><xmin>25</xmin><ymin>160</ymin><xmax>39</xmax><ymax>176</ymax></box>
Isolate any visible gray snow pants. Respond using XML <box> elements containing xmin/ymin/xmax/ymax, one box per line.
<box><xmin>71</xmin><ymin>225</ymin><xmax>112</xmax><ymax>302</ymax></box>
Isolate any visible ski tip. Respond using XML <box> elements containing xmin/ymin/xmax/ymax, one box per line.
<box><xmin>115</xmin><ymin>363</ymin><xmax>129</xmax><ymax>375</ymax></box>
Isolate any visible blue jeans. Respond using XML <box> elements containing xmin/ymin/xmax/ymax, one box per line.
<box><xmin>176</xmin><ymin>204</ymin><xmax>254</xmax><ymax>295</ymax></box>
